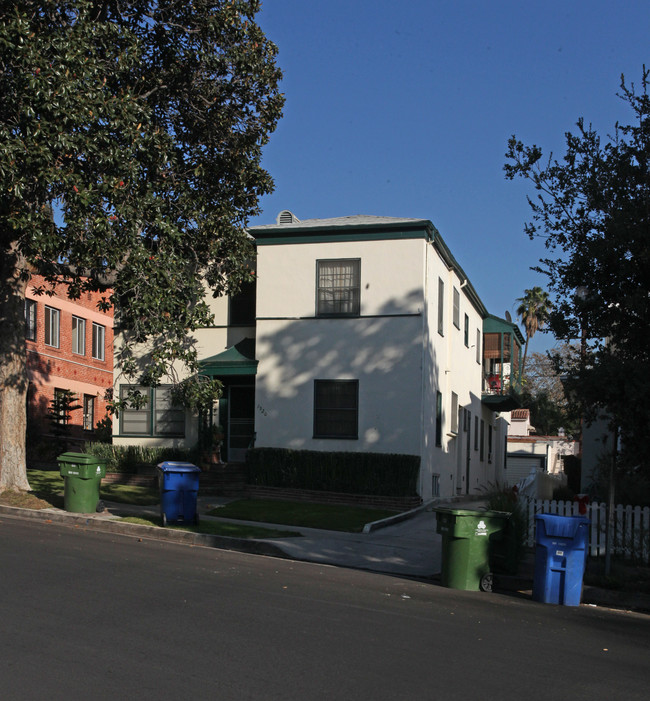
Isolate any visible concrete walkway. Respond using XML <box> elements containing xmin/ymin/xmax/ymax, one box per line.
<box><xmin>107</xmin><ymin>495</ymin><xmax>458</xmax><ymax>577</ymax></box>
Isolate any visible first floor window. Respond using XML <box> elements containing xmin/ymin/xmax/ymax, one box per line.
<box><xmin>119</xmin><ymin>385</ymin><xmax>185</xmax><ymax>437</ymax></box>
<box><xmin>480</xmin><ymin>419</ymin><xmax>485</xmax><ymax>460</ymax></box>
<box><xmin>72</xmin><ymin>316</ymin><xmax>86</xmax><ymax>355</ymax></box>
<box><xmin>450</xmin><ymin>392</ymin><xmax>459</xmax><ymax>434</ymax></box>
<box><xmin>435</xmin><ymin>391</ymin><xmax>442</xmax><ymax>446</ymax></box>
<box><xmin>317</xmin><ymin>259</ymin><xmax>360</xmax><ymax>316</ymax></box>
<box><xmin>313</xmin><ymin>380</ymin><xmax>358</xmax><ymax>439</ymax></box>
<box><xmin>92</xmin><ymin>322</ymin><xmax>105</xmax><ymax>360</ymax></box>
<box><xmin>25</xmin><ymin>299</ymin><xmax>37</xmax><ymax>340</ymax></box>
<box><xmin>83</xmin><ymin>395</ymin><xmax>95</xmax><ymax>431</ymax></box>
<box><xmin>44</xmin><ymin>306</ymin><xmax>60</xmax><ymax>348</ymax></box>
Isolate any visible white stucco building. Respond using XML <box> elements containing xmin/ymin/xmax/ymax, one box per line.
<box><xmin>113</xmin><ymin>213</ymin><xmax>523</xmax><ymax>500</ymax></box>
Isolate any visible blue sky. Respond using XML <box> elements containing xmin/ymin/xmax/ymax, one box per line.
<box><xmin>250</xmin><ymin>0</ymin><xmax>650</xmax><ymax>355</ymax></box>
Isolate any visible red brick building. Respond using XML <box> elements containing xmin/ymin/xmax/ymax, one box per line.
<box><xmin>24</xmin><ymin>274</ymin><xmax>114</xmax><ymax>443</ymax></box>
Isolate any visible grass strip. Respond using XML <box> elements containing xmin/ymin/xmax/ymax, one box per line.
<box><xmin>208</xmin><ymin>499</ymin><xmax>397</xmax><ymax>532</ymax></box>
<box><xmin>120</xmin><ymin>515</ymin><xmax>300</xmax><ymax>539</ymax></box>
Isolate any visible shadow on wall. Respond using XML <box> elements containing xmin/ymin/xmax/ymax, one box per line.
<box><xmin>255</xmin><ymin>288</ymin><xmax>440</xmax><ymax>458</ymax></box>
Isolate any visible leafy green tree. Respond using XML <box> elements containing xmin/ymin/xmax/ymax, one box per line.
<box><xmin>505</xmin><ymin>68</ymin><xmax>650</xmax><ymax>476</ymax></box>
<box><xmin>516</xmin><ymin>286</ymin><xmax>551</xmax><ymax>376</ymax></box>
<box><xmin>0</xmin><ymin>0</ymin><xmax>284</xmax><ymax>490</ymax></box>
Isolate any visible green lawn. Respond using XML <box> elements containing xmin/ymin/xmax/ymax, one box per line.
<box><xmin>208</xmin><ymin>499</ymin><xmax>397</xmax><ymax>532</ymax></box>
<box><xmin>26</xmin><ymin>470</ymin><xmax>159</xmax><ymax>507</ymax></box>
<box><xmin>120</xmin><ymin>515</ymin><xmax>300</xmax><ymax>539</ymax></box>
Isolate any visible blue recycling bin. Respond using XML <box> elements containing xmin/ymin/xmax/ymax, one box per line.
<box><xmin>533</xmin><ymin>514</ymin><xmax>589</xmax><ymax>606</ymax></box>
<box><xmin>156</xmin><ymin>462</ymin><xmax>201</xmax><ymax>526</ymax></box>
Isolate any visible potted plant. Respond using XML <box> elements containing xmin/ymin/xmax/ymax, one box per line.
<box><xmin>201</xmin><ymin>424</ymin><xmax>224</xmax><ymax>470</ymax></box>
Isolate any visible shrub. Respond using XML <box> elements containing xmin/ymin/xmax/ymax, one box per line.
<box><xmin>246</xmin><ymin>448</ymin><xmax>420</xmax><ymax>497</ymax></box>
<box><xmin>82</xmin><ymin>442</ymin><xmax>199</xmax><ymax>473</ymax></box>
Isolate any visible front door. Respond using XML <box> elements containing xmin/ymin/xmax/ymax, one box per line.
<box><xmin>228</xmin><ymin>385</ymin><xmax>255</xmax><ymax>463</ymax></box>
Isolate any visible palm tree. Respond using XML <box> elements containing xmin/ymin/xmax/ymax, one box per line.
<box><xmin>516</xmin><ymin>287</ymin><xmax>551</xmax><ymax>377</ymax></box>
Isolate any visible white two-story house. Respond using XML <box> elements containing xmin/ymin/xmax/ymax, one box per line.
<box><xmin>113</xmin><ymin>212</ymin><xmax>521</xmax><ymax>500</ymax></box>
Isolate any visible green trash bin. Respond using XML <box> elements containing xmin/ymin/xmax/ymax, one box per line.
<box><xmin>435</xmin><ymin>508</ymin><xmax>511</xmax><ymax>591</ymax></box>
<box><xmin>57</xmin><ymin>453</ymin><xmax>106</xmax><ymax>513</ymax></box>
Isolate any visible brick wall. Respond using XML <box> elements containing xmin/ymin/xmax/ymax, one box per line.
<box><xmin>25</xmin><ymin>274</ymin><xmax>114</xmax><ymax>441</ymax></box>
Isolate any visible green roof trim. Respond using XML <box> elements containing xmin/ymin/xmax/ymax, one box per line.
<box><xmin>484</xmin><ymin>314</ymin><xmax>525</xmax><ymax>346</ymax></box>
<box><xmin>199</xmin><ymin>338</ymin><xmax>258</xmax><ymax>376</ymax></box>
<box><xmin>247</xmin><ymin>214</ymin><xmax>489</xmax><ymax>318</ymax></box>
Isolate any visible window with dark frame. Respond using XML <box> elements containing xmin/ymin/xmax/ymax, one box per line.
<box><xmin>488</xmin><ymin>425</ymin><xmax>493</xmax><ymax>463</ymax></box>
<box><xmin>229</xmin><ymin>280</ymin><xmax>256</xmax><ymax>326</ymax></box>
<box><xmin>313</xmin><ymin>380</ymin><xmax>359</xmax><ymax>439</ymax></box>
<box><xmin>72</xmin><ymin>316</ymin><xmax>86</xmax><ymax>356</ymax></box>
<box><xmin>464</xmin><ymin>314</ymin><xmax>469</xmax><ymax>347</ymax></box>
<box><xmin>316</xmin><ymin>259</ymin><xmax>360</xmax><ymax>317</ymax></box>
<box><xmin>453</xmin><ymin>288</ymin><xmax>460</xmax><ymax>329</ymax></box>
<box><xmin>480</xmin><ymin>419</ymin><xmax>485</xmax><ymax>461</ymax></box>
<box><xmin>44</xmin><ymin>306</ymin><xmax>60</xmax><ymax>348</ymax></box>
<box><xmin>437</xmin><ymin>278</ymin><xmax>444</xmax><ymax>335</ymax></box>
<box><xmin>83</xmin><ymin>395</ymin><xmax>95</xmax><ymax>431</ymax></box>
<box><xmin>451</xmin><ymin>392</ymin><xmax>459</xmax><ymax>433</ymax></box>
<box><xmin>119</xmin><ymin>385</ymin><xmax>185</xmax><ymax>437</ymax></box>
<box><xmin>435</xmin><ymin>391</ymin><xmax>442</xmax><ymax>446</ymax></box>
<box><xmin>25</xmin><ymin>299</ymin><xmax>37</xmax><ymax>341</ymax></box>
<box><xmin>474</xmin><ymin>416</ymin><xmax>479</xmax><ymax>450</ymax></box>
<box><xmin>476</xmin><ymin>328</ymin><xmax>481</xmax><ymax>364</ymax></box>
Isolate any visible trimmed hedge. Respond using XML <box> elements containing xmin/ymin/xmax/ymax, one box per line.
<box><xmin>82</xmin><ymin>442</ymin><xmax>199</xmax><ymax>473</ymax></box>
<box><xmin>246</xmin><ymin>448</ymin><xmax>420</xmax><ymax>497</ymax></box>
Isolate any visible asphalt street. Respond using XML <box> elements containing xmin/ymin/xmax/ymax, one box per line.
<box><xmin>1</xmin><ymin>517</ymin><xmax>648</xmax><ymax>701</ymax></box>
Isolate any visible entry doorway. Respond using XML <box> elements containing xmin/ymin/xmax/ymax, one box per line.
<box><xmin>227</xmin><ymin>385</ymin><xmax>255</xmax><ymax>463</ymax></box>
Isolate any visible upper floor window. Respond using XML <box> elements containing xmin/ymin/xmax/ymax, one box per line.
<box><xmin>313</xmin><ymin>379</ymin><xmax>359</xmax><ymax>439</ymax></box>
<box><xmin>464</xmin><ymin>314</ymin><xmax>469</xmax><ymax>347</ymax></box>
<box><xmin>229</xmin><ymin>280</ymin><xmax>256</xmax><ymax>326</ymax></box>
<box><xmin>44</xmin><ymin>306</ymin><xmax>60</xmax><ymax>348</ymax></box>
<box><xmin>25</xmin><ymin>299</ymin><xmax>37</xmax><ymax>341</ymax></box>
<box><xmin>316</xmin><ymin>259</ymin><xmax>360</xmax><ymax>317</ymax></box>
<box><xmin>72</xmin><ymin>316</ymin><xmax>86</xmax><ymax>355</ymax></box>
<box><xmin>476</xmin><ymin>328</ymin><xmax>481</xmax><ymax>364</ymax></box>
<box><xmin>453</xmin><ymin>288</ymin><xmax>460</xmax><ymax>329</ymax></box>
<box><xmin>437</xmin><ymin>278</ymin><xmax>444</xmax><ymax>336</ymax></box>
<box><xmin>92</xmin><ymin>323</ymin><xmax>105</xmax><ymax>361</ymax></box>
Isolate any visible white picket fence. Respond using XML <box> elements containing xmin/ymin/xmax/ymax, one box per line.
<box><xmin>524</xmin><ymin>499</ymin><xmax>650</xmax><ymax>564</ymax></box>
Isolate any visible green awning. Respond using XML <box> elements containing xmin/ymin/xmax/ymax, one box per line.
<box><xmin>199</xmin><ymin>338</ymin><xmax>258</xmax><ymax>376</ymax></box>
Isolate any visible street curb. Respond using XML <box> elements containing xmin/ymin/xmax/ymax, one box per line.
<box><xmin>0</xmin><ymin>504</ymin><xmax>292</xmax><ymax>560</ymax></box>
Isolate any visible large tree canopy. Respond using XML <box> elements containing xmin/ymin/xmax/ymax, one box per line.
<box><xmin>505</xmin><ymin>69</ymin><xmax>650</xmax><ymax>475</ymax></box>
<box><xmin>0</xmin><ymin>0</ymin><xmax>283</xmax><ymax>489</ymax></box>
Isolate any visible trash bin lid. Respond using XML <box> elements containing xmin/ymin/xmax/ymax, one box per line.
<box><xmin>57</xmin><ymin>452</ymin><xmax>105</xmax><ymax>465</ymax></box>
<box><xmin>535</xmin><ymin>513</ymin><xmax>589</xmax><ymax>538</ymax></box>
<box><xmin>156</xmin><ymin>461</ymin><xmax>201</xmax><ymax>473</ymax></box>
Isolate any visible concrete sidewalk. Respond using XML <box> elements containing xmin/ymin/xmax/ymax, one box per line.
<box><xmin>104</xmin><ymin>495</ymin><xmax>450</xmax><ymax>577</ymax></box>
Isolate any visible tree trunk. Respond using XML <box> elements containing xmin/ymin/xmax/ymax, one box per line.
<box><xmin>0</xmin><ymin>246</ymin><xmax>31</xmax><ymax>492</ymax></box>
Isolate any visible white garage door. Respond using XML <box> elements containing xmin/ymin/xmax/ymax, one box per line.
<box><xmin>505</xmin><ymin>456</ymin><xmax>545</xmax><ymax>487</ymax></box>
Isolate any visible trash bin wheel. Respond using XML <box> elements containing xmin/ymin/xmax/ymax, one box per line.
<box><xmin>479</xmin><ymin>573</ymin><xmax>494</xmax><ymax>593</ymax></box>
<box><xmin>194</xmin><ymin>514</ymin><xmax>199</xmax><ymax>525</ymax></box>
<box><xmin>161</xmin><ymin>512</ymin><xmax>168</xmax><ymax>527</ymax></box>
